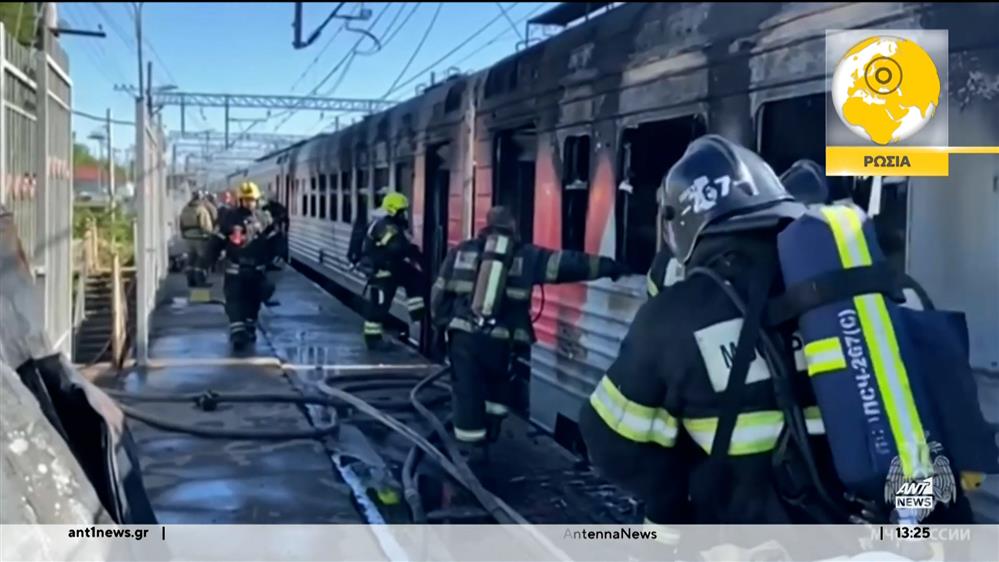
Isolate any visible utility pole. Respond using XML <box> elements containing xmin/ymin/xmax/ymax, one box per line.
<box><xmin>134</xmin><ymin>3</ymin><xmax>144</xmax><ymax>105</ymax></box>
<box><xmin>106</xmin><ymin>109</ymin><xmax>115</xmax><ymax>210</ymax></box>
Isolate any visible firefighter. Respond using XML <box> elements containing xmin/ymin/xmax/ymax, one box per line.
<box><xmin>431</xmin><ymin>206</ymin><xmax>630</xmax><ymax>446</ymax></box>
<box><xmin>355</xmin><ymin>192</ymin><xmax>425</xmax><ymax>349</ymax></box>
<box><xmin>579</xmin><ymin>136</ymin><xmax>984</xmax><ymax>532</ymax></box>
<box><xmin>262</xmin><ymin>196</ymin><xmax>290</xmax><ymax>270</ymax></box>
<box><xmin>178</xmin><ymin>190</ymin><xmax>215</xmax><ymax>287</ymax></box>
<box><xmin>207</xmin><ymin>181</ymin><xmax>279</xmax><ymax>350</ymax></box>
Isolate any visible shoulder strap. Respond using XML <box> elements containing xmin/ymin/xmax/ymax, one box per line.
<box><xmin>688</xmin><ymin>256</ymin><xmax>776</xmax><ymax>459</ymax></box>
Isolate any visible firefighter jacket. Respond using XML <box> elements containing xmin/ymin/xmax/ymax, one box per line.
<box><xmin>578</xmin><ymin>233</ymin><xmax>842</xmax><ymax>525</ymax></box>
<box><xmin>430</xmin><ymin>226</ymin><xmax>624</xmax><ymax>346</ymax></box>
<box><xmin>646</xmin><ymin>248</ymin><xmax>685</xmax><ymax>298</ymax></box>
<box><xmin>358</xmin><ymin>214</ymin><xmax>420</xmax><ymax>280</ymax></box>
<box><xmin>263</xmin><ymin>200</ymin><xmax>289</xmax><ymax>232</ymax></box>
<box><xmin>179</xmin><ymin>201</ymin><xmax>214</xmax><ymax>240</ymax></box>
<box><xmin>208</xmin><ymin>207</ymin><xmax>279</xmax><ymax>274</ymax></box>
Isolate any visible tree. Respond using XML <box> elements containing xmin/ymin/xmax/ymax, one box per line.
<box><xmin>0</xmin><ymin>3</ymin><xmax>37</xmax><ymax>46</ymax></box>
<box><xmin>73</xmin><ymin>143</ymin><xmax>98</xmax><ymax>168</ymax></box>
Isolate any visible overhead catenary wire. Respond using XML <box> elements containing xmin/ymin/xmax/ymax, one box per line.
<box><xmin>73</xmin><ymin>109</ymin><xmax>136</xmax><ymax>126</ymax></box>
<box><xmin>381</xmin><ymin>4</ymin><xmax>515</xmax><ymax>100</ymax></box>
<box><xmin>382</xmin><ymin>2</ymin><xmax>444</xmax><ymax>99</ymax></box>
<box><xmin>495</xmin><ymin>2</ymin><xmax>524</xmax><ymax>40</ymax></box>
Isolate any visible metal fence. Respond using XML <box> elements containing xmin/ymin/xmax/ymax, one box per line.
<box><xmin>133</xmin><ymin>101</ymin><xmax>170</xmax><ymax>365</ymax></box>
<box><xmin>1</xmin><ymin>22</ymin><xmax>74</xmax><ymax>356</ymax></box>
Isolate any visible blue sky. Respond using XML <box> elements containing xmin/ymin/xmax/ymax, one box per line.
<box><xmin>58</xmin><ymin>2</ymin><xmax>556</xmax><ymax>169</ymax></box>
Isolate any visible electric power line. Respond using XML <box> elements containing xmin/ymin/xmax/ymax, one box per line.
<box><xmin>73</xmin><ymin>109</ymin><xmax>136</xmax><ymax>126</ymax></box>
<box><xmin>382</xmin><ymin>3</ymin><xmax>444</xmax><ymax>98</ymax></box>
<box><xmin>452</xmin><ymin>3</ymin><xmax>548</xmax><ymax>70</ymax></box>
<box><xmin>290</xmin><ymin>23</ymin><xmax>346</xmax><ymax>92</ymax></box>
<box><xmin>495</xmin><ymin>2</ymin><xmax>524</xmax><ymax>39</ymax></box>
<box><xmin>380</xmin><ymin>3</ymin><xmax>422</xmax><ymax>48</ymax></box>
<box><xmin>382</xmin><ymin>4</ymin><xmax>514</xmax><ymax>99</ymax></box>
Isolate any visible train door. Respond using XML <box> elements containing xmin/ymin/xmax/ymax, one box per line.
<box><xmin>493</xmin><ymin>126</ymin><xmax>537</xmax><ymax>244</ymax></box>
<box><xmin>757</xmin><ymin>93</ymin><xmax>908</xmax><ymax>271</ymax></box>
<box><xmin>422</xmin><ymin>142</ymin><xmax>451</xmax><ymax>358</ymax></box>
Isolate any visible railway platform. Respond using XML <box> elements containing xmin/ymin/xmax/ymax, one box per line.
<box><xmin>93</xmin><ymin>266</ymin><xmax>639</xmax><ymax>525</ymax></box>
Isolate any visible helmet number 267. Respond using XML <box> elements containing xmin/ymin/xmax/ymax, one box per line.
<box><xmin>680</xmin><ymin>174</ymin><xmax>752</xmax><ymax>215</ymax></box>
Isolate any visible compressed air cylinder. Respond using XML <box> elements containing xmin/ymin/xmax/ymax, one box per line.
<box><xmin>776</xmin><ymin>204</ymin><xmax>941</xmax><ymax>498</ymax></box>
<box><xmin>471</xmin><ymin>234</ymin><xmax>514</xmax><ymax>322</ymax></box>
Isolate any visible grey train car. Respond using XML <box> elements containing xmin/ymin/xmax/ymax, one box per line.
<box><xmin>234</xmin><ymin>2</ymin><xmax>999</xmax><ymax>447</ymax></box>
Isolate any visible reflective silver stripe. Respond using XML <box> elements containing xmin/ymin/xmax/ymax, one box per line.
<box><xmin>506</xmin><ymin>287</ymin><xmax>530</xmax><ymax>300</ymax></box>
<box><xmin>446</xmin><ymin>280</ymin><xmax>474</xmax><ymax>293</ymax></box>
<box><xmin>454</xmin><ymin>427</ymin><xmax>487</xmax><ymax>442</ymax></box>
<box><xmin>374</xmin><ymin>270</ymin><xmax>392</xmax><ymax>279</ymax></box>
<box><xmin>588</xmin><ymin>255</ymin><xmax>601</xmax><ymax>279</ymax></box>
<box><xmin>545</xmin><ymin>252</ymin><xmax>563</xmax><ymax>282</ymax></box>
<box><xmin>485</xmin><ymin>401</ymin><xmax>509</xmax><ymax>416</ymax></box>
<box><xmin>804</xmin><ymin>406</ymin><xmax>825</xmax><ymax>435</ymax></box>
<box><xmin>406</xmin><ymin>297</ymin><xmax>424</xmax><ymax>311</ymax></box>
<box><xmin>512</xmin><ymin>329</ymin><xmax>532</xmax><ymax>343</ymax></box>
<box><xmin>363</xmin><ymin>321</ymin><xmax>383</xmax><ymax>335</ymax></box>
<box><xmin>588</xmin><ymin>375</ymin><xmax>677</xmax><ymax>447</ymax></box>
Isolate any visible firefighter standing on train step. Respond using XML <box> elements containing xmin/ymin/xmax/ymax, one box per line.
<box><xmin>207</xmin><ymin>181</ymin><xmax>279</xmax><ymax>350</ymax></box>
<box><xmin>579</xmin><ymin>135</ymin><xmax>992</xmax><ymax>535</ymax></box>
<box><xmin>431</xmin><ymin>206</ymin><xmax>630</xmax><ymax>446</ymax></box>
<box><xmin>178</xmin><ymin>190</ymin><xmax>215</xmax><ymax>288</ymax></box>
<box><xmin>353</xmin><ymin>192</ymin><xmax>425</xmax><ymax>349</ymax></box>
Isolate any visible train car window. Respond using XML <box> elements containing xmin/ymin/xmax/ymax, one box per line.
<box><xmin>341</xmin><ymin>171</ymin><xmax>353</xmax><ymax>223</ymax></box>
<box><xmin>329</xmin><ymin>173</ymin><xmax>339</xmax><ymax>222</ymax></box>
<box><xmin>286</xmin><ymin>174</ymin><xmax>293</xmax><ymax>213</ymax></box>
<box><xmin>318</xmin><ymin>174</ymin><xmax>328</xmax><ymax>220</ymax></box>
<box><xmin>357</xmin><ymin>169</ymin><xmax>370</xmax><ymax>225</ymax></box>
<box><xmin>395</xmin><ymin>161</ymin><xmax>414</xmax><ymax>217</ymax></box>
<box><xmin>616</xmin><ymin>116</ymin><xmax>706</xmax><ymax>273</ymax></box>
<box><xmin>275</xmin><ymin>175</ymin><xmax>282</xmax><ymax>203</ymax></box>
<box><xmin>374</xmin><ymin>167</ymin><xmax>389</xmax><ymax>208</ymax></box>
<box><xmin>309</xmin><ymin>176</ymin><xmax>318</xmax><ymax>218</ymax></box>
<box><xmin>758</xmin><ymin>94</ymin><xmax>908</xmax><ymax>267</ymax></box>
<box><xmin>298</xmin><ymin>179</ymin><xmax>306</xmax><ymax>217</ymax></box>
<box><xmin>562</xmin><ymin>135</ymin><xmax>591</xmax><ymax>251</ymax></box>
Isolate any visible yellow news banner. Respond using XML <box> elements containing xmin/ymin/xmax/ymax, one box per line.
<box><xmin>826</xmin><ymin>146</ymin><xmax>999</xmax><ymax>176</ymax></box>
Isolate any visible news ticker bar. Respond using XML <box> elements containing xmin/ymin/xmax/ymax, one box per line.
<box><xmin>1</xmin><ymin>524</ymin><xmax>997</xmax><ymax>562</ymax></box>
<box><xmin>826</xmin><ymin>146</ymin><xmax>999</xmax><ymax>176</ymax></box>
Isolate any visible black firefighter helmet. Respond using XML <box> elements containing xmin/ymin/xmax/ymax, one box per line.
<box><xmin>661</xmin><ymin>135</ymin><xmax>805</xmax><ymax>264</ymax></box>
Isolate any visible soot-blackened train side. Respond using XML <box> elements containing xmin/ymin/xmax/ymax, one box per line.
<box><xmin>233</xmin><ymin>2</ymin><xmax>999</xmax><ymax>444</ymax></box>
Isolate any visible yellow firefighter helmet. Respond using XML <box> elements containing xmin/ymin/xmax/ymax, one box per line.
<box><xmin>381</xmin><ymin>192</ymin><xmax>410</xmax><ymax>216</ymax></box>
<box><xmin>237</xmin><ymin>181</ymin><xmax>262</xmax><ymax>201</ymax></box>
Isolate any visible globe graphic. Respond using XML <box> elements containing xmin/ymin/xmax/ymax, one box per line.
<box><xmin>831</xmin><ymin>36</ymin><xmax>941</xmax><ymax>145</ymax></box>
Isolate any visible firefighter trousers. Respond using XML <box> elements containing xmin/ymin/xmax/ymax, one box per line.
<box><xmin>184</xmin><ymin>238</ymin><xmax>211</xmax><ymax>287</ymax></box>
<box><xmin>362</xmin><ymin>270</ymin><xmax>425</xmax><ymax>348</ymax></box>
<box><xmin>447</xmin><ymin>330</ymin><xmax>512</xmax><ymax>443</ymax></box>
<box><xmin>223</xmin><ymin>271</ymin><xmax>272</xmax><ymax>345</ymax></box>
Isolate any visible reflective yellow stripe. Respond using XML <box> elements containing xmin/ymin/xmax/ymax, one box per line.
<box><xmin>363</xmin><ymin>321</ymin><xmax>383</xmax><ymax>335</ymax></box>
<box><xmin>804</xmin><ymin>337</ymin><xmax>848</xmax><ymax>376</ymax></box>
<box><xmin>646</xmin><ymin>273</ymin><xmax>659</xmax><ymax>297</ymax></box>
<box><xmin>588</xmin><ymin>375</ymin><xmax>677</xmax><ymax>447</ymax></box>
<box><xmin>374</xmin><ymin>270</ymin><xmax>392</xmax><ymax>279</ymax></box>
<box><xmin>545</xmin><ymin>252</ymin><xmax>562</xmax><ymax>282</ymax></box>
<box><xmin>684</xmin><ymin>411</ymin><xmax>784</xmax><ymax>456</ymax></box>
<box><xmin>821</xmin><ymin>206</ymin><xmax>928</xmax><ymax>478</ymax></box>
<box><xmin>378</xmin><ymin>230</ymin><xmax>395</xmax><ymax>245</ymax></box>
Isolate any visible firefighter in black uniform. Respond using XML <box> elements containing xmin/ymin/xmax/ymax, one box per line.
<box><xmin>431</xmin><ymin>206</ymin><xmax>630</xmax><ymax>445</ymax></box>
<box><xmin>356</xmin><ymin>192</ymin><xmax>425</xmax><ymax>349</ymax></box>
<box><xmin>578</xmin><ymin>135</ymin><xmax>854</xmax><ymax>533</ymax></box>
<box><xmin>262</xmin><ymin>196</ymin><xmax>289</xmax><ymax>267</ymax></box>
<box><xmin>207</xmin><ymin>181</ymin><xmax>279</xmax><ymax>350</ymax></box>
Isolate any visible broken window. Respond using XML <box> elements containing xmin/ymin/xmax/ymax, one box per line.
<box><xmin>329</xmin><ymin>173</ymin><xmax>340</xmax><ymax>222</ymax></box>
<box><xmin>617</xmin><ymin>116</ymin><xmax>706</xmax><ymax>273</ymax></box>
<box><xmin>286</xmin><ymin>174</ymin><xmax>293</xmax><ymax>214</ymax></box>
<box><xmin>395</xmin><ymin>161</ymin><xmax>414</xmax><ymax>214</ymax></box>
<box><xmin>318</xmin><ymin>174</ymin><xmax>327</xmax><ymax>220</ymax></box>
<box><xmin>309</xmin><ymin>176</ymin><xmax>318</xmax><ymax>218</ymax></box>
<box><xmin>357</xmin><ymin>169</ymin><xmax>370</xmax><ymax>226</ymax></box>
<box><xmin>298</xmin><ymin>178</ymin><xmax>307</xmax><ymax>217</ymax></box>
<box><xmin>757</xmin><ymin>94</ymin><xmax>908</xmax><ymax>267</ymax></box>
<box><xmin>562</xmin><ymin>135</ymin><xmax>591</xmax><ymax>251</ymax></box>
<box><xmin>374</xmin><ymin>167</ymin><xmax>389</xmax><ymax>208</ymax></box>
<box><xmin>341</xmin><ymin>171</ymin><xmax>353</xmax><ymax>223</ymax></box>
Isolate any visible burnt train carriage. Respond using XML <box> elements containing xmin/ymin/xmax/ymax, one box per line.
<box><xmin>239</xmin><ymin>2</ymin><xmax>999</xmax><ymax>444</ymax></box>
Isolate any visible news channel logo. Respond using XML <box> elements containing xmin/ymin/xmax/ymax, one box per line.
<box><xmin>825</xmin><ymin>30</ymin><xmax>949</xmax><ymax>176</ymax></box>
